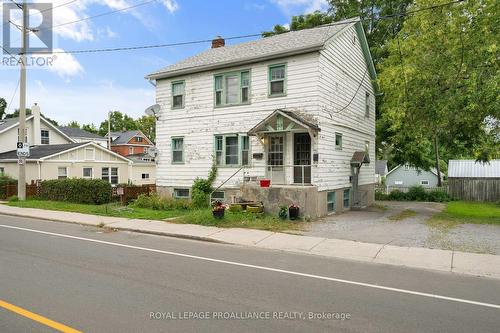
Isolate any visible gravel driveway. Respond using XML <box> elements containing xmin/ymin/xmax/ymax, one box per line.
<box><xmin>301</xmin><ymin>201</ymin><xmax>500</xmax><ymax>255</ymax></box>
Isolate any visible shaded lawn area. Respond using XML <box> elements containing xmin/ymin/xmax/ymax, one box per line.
<box><xmin>427</xmin><ymin>201</ymin><xmax>500</xmax><ymax>227</ymax></box>
<box><xmin>7</xmin><ymin>200</ymin><xmax>187</xmax><ymax>220</ymax></box>
<box><xmin>6</xmin><ymin>199</ymin><xmax>303</xmax><ymax>232</ymax></box>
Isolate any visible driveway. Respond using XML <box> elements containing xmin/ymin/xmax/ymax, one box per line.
<box><xmin>302</xmin><ymin>201</ymin><xmax>500</xmax><ymax>255</ymax></box>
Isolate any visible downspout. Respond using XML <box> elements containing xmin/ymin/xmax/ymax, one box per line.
<box><xmin>37</xmin><ymin>161</ymin><xmax>41</xmax><ymax>180</ymax></box>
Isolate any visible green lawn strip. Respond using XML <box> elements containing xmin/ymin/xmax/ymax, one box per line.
<box><xmin>172</xmin><ymin>209</ymin><xmax>304</xmax><ymax>232</ymax></box>
<box><xmin>388</xmin><ymin>209</ymin><xmax>417</xmax><ymax>221</ymax></box>
<box><xmin>427</xmin><ymin>201</ymin><xmax>500</xmax><ymax>227</ymax></box>
<box><xmin>7</xmin><ymin>200</ymin><xmax>187</xmax><ymax>220</ymax></box>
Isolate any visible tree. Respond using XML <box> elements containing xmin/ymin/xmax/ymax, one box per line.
<box><xmin>0</xmin><ymin>98</ymin><xmax>6</xmax><ymax>120</ymax></box>
<box><xmin>5</xmin><ymin>108</ymin><xmax>60</xmax><ymax>127</ymax></box>
<box><xmin>66</xmin><ymin>121</ymin><xmax>80</xmax><ymax>128</ymax></box>
<box><xmin>378</xmin><ymin>0</ymin><xmax>499</xmax><ymax>185</ymax></box>
<box><xmin>98</xmin><ymin>111</ymin><xmax>138</xmax><ymax>136</ymax></box>
<box><xmin>262</xmin><ymin>11</ymin><xmax>333</xmax><ymax>37</ymax></box>
<box><xmin>82</xmin><ymin>123</ymin><xmax>99</xmax><ymax>135</ymax></box>
<box><xmin>137</xmin><ymin>115</ymin><xmax>156</xmax><ymax>143</ymax></box>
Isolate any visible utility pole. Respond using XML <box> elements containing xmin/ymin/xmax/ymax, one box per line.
<box><xmin>18</xmin><ymin>0</ymin><xmax>28</xmax><ymax>200</ymax></box>
<box><xmin>108</xmin><ymin>111</ymin><xmax>112</xmax><ymax>149</ymax></box>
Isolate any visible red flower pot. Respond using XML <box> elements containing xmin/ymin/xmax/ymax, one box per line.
<box><xmin>260</xmin><ymin>179</ymin><xmax>271</xmax><ymax>188</ymax></box>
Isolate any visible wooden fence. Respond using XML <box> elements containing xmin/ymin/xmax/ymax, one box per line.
<box><xmin>448</xmin><ymin>178</ymin><xmax>500</xmax><ymax>202</ymax></box>
<box><xmin>1</xmin><ymin>181</ymin><xmax>40</xmax><ymax>199</ymax></box>
<box><xmin>119</xmin><ymin>184</ymin><xmax>156</xmax><ymax>205</ymax></box>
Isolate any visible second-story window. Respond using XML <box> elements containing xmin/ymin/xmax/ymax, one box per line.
<box><xmin>214</xmin><ymin>70</ymin><xmax>250</xmax><ymax>107</ymax></box>
<box><xmin>365</xmin><ymin>92</ymin><xmax>370</xmax><ymax>117</ymax></box>
<box><xmin>269</xmin><ymin>64</ymin><xmax>286</xmax><ymax>96</ymax></box>
<box><xmin>172</xmin><ymin>81</ymin><xmax>185</xmax><ymax>109</ymax></box>
<box><xmin>41</xmin><ymin>130</ymin><xmax>49</xmax><ymax>144</ymax></box>
<box><xmin>172</xmin><ymin>137</ymin><xmax>184</xmax><ymax>163</ymax></box>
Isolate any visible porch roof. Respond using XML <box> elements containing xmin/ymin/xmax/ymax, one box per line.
<box><xmin>351</xmin><ymin>151</ymin><xmax>370</xmax><ymax>165</ymax></box>
<box><xmin>247</xmin><ymin>109</ymin><xmax>320</xmax><ymax>135</ymax></box>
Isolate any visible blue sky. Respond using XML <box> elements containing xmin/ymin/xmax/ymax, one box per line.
<box><xmin>0</xmin><ymin>0</ymin><xmax>328</xmax><ymax>125</ymax></box>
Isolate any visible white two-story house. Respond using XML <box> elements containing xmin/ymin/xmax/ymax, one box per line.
<box><xmin>147</xmin><ymin>18</ymin><xmax>377</xmax><ymax>217</ymax></box>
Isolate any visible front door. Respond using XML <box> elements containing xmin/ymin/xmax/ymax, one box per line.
<box><xmin>294</xmin><ymin>133</ymin><xmax>311</xmax><ymax>184</ymax></box>
<box><xmin>267</xmin><ymin>134</ymin><xmax>285</xmax><ymax>184</ymax></box>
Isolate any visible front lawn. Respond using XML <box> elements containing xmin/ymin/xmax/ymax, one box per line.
<box><xmin>173</xmin><ymin>209</ymin><xmax>303</xmax><ymax>232</ymax></box>
<box><xmin>427</xmin><ymin>201</ymin><xmax>500</xmax><ymax>227</ymax></box>
<box><xmin>7</xmin><ymin>199</ymin><xmax>187</xmax><ymax>220</ymax></box>
<box><xmin>6</xmin><ymin>199</ymin><xmax>302</xmax><ymax>232</ymax></box>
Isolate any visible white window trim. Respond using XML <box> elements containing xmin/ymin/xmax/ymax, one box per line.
<box><xmin>41</xmin><ymin>129</ymin><xmax>50</xmax><ymax>145</ymax></box>
<box><xmin>395</xmin><ymin>180</ymin><xmax>403</xmax><ymax>185</ymax></box>
<box><xmin>58</xmin><ymin>166</ymin><xmax>68</xmax><ymax>179</ymax></box>
<box><xmin>420</xmin><ymin>180</ymin><xmax>430</xmax><ymax>185</ymax></box>
<box><xmin>141</xmin><ymin>173</ymin><xmax>150</xmax><ymax>179</ymax></box>
<box><xmin>83</xmin><ymin>167</ymin><xmax>93</xmax><ymax>179</ymax></box>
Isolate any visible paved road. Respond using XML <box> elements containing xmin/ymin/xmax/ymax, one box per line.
<box><xmin>1</xmin><ymin>214</ymin><xmax>499</xmax><ymax>333</ymax></box>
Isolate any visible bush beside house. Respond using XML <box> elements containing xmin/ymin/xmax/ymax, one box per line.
<box><xmin>40</xmin><ymin>179</ymin><xmax>112</xmax><ymax>204</ymax></box>
<box><xmin>376</xmin><ymin>185</ymin><xmax>450</xmax><ymax>202</ymax></box>
<box><xmin>0</xmin><ymin>175</ymin><xmax>17</xmax><ymax>199</ymax></box>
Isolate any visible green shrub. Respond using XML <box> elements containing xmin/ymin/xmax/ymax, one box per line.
<box><xmin>406</xmin><ymin>186</ymin><xmax>428</xmax><ymax>201</ymax></box>
<box><xmin>375</xmin><ymin>191</ymin><xmax>389</xmax><ymax>201</ymax></box>
<box><xmin>40</xmin><ymin>179</ymin><xmax>112</xmax><ymax>204</ymax></box>
<box><xmin>0</xmin><ymin>175</ymin><xmax>17</xmax><ymax>199</ymax></box>
<box><xmin>191</xmin><ymin>164</ymin><xmax>217</xmax><ymax>208</ymax></box>
<box><xmin>388</xmin><ymin>189</ymin><xmax>407</xmax><ymax>201</ymax></box>
<box><xmin>131</xmin><ymin>193</ymin><xmax>191</xmax><ymax>211</ymax></box>
<box><xmin>7</xmin><ymin>195</ymin><xmax>19</xmax><ymax>202</ymax></box>
<box><xmin>427</xmin><ymin>190</ymin><xmax>450</xmax><ymax>202</ymax></box>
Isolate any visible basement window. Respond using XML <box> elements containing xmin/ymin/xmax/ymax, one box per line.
<box><xmin>343</xmin><ymin>189</ymin><xmax>350</xmax><ymax>208</ymax></box>
<box><xmin>174</xmin><ymin>188</ymin><xmax>190</xmax><ymax>199</ymax></box>
<box><xmin>327</xmin><ymin>191</ymin><xmax>336</xmax><ymax>212</ymax></box>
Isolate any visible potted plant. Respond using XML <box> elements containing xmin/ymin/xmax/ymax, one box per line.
<box><xmin>288</xmin><ymin>204</ymin><xmax>300</xmax><ymax>220</ymax></box>
<box><xmin>278</xmin><ymin>205</ymin><xmax>288</xmax><ymax>220</ymax></box>
<box><xmin>212</xmin><ymin>200</ymin><xmax>226</xmax><ymax>219</ymax></box>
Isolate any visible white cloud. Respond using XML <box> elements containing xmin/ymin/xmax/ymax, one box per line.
<box><xmin>271</xmin><ymin>0</ymin><xmax>329</xmax><ymax>15</ymax></box>
<box><xmin>161</xmin><ymin>0</ymin><xmax>179</xmax><ymax>13</ymax></box>
<box><xmin>48</xmin><ymin>48</ymin><xmax>84</xmax><ymax>78</ymax></box>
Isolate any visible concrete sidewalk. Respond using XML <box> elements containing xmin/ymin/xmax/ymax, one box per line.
<box><xmin>1</xmin><ymin>203</ymin><xmax>499</xmax><ymax>280</ymax></box>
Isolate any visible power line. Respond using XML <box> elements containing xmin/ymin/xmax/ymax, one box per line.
<box><xmin>38</xmin><ymin>0</ymin><xmax>158</xmax><ymax>32</ymax></box>
<box><xmin>50</xmin><ymin>0</ymin><xmax>465</xmax><ymax>55</ymax></box>
<box><xmin>5</xmin><ymin>76</ymin><xmax>20</xmax><ymax>113</ymax></box>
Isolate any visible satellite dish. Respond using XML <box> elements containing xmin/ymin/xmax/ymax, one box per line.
<box><xmin>148</xmin><ymin>147</ymin><xmax>158</xmax><ymax>158</ymax></box>
<box><xmin>145</xmin><ymin>104</ymin><xmax>161</xmax><ymax>117</ymax></box>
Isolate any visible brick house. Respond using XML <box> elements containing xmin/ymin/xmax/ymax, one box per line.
<box><xmin>107</xmin><ymin>130</ymin><xmax>154</xmax><ymax>157</ymax></box>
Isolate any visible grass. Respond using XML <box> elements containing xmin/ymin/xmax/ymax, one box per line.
<box><xmin>6</xmin><ymin>199</ymin><xmax>302</xmax><ymax>232</ymax></box>
<box><xmin>7</xmin><ymin>199</ymin><xmax>187</xmax><ymax>220</ymax></box>
<box><xmin>173</xmin><ymin>209</ymin><xmax>304</xmax><ymax>232</ymax></box>
<box><xmin>388</xmin><ymin>209</ymin><xmax>417</xmax><ymax>221</ymax></box>
<box><xmin>427</xmin><ymin>201</ymin><xmax>500</xmax><ymax>227</ymax></box>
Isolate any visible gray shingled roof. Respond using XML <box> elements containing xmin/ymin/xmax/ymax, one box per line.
<box><xmin>111</xmin><ymin>130</ymin><xmax>142</xmax><ymax>144</ymax></box>
<box><xmin>147</xmin><ymin>18</ymin><xmax>358</xmax><ymax>80</ymax></box>
<box><xmin>376</xmin><ymin>160</ymin><xmax>388</xmax><ymax>175</ymax></box>
<box><xmin>59</xmin><ymin>126</ymin><xmax>105</xmax><ymax>140</ymax></box>
<box><xmin>0</xmin><ymin>117</ymin><xmax>23</xmax><ymax>132</ymax></box>
<box><xmin>0</xmin><ymin>143</ymin><xmax>87</xmax><ymax>160</ymax></box>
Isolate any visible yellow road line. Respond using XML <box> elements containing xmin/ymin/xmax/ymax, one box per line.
<box><xmin>0</xmin><ymin>299</ymin><xmax>82</xmax><ymax>333</ymax></box>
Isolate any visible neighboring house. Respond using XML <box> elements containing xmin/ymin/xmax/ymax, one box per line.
<box><xmin>58</xmin><ymin>126</ymin><xmax>108</xmax><ymax>147</ymax></box>
<box><xmin>106</xmin><ymin>130</ymin><xmax>154</xmax><ymax>157</ymax></box>
<box><xmin>0</xmin><ymin>104</ymin><xmax>75</xmax><ymax>153</ymax></box>
<box><xmin>0</xmin><ymin>142</ymin><xmax>156</xmax><ymax>186</ymax></box>
<box><xmin>375</xmin><ymin>160</ymin><xmax>388</xmax><ymax>185</ymax></box>
<box><xmin>386</xmin><ymin>164</ymin><xmax>442</xmax><ymax>189</ymax></box>
<box><xmin>448</xmin><ymin>160</ymin><xmax>500</xmax><ymax>202</ymax></box>
<box><xmin>146</xmin><ymin>18</ymin><xmax>377</xmax><ymax>217</ymax></box>
<box><xmin>127</xmin><ymin>153</ymin><xmax>157</xmax><ymax>185</ymax></box>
